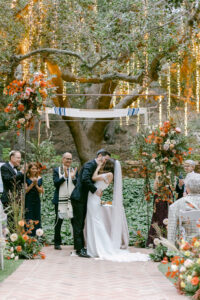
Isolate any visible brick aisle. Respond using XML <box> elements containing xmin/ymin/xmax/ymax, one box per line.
<box><xmin>0</xmin><ymin>246</ymin><xmax>188</xmax><ymax>300</ymax></box>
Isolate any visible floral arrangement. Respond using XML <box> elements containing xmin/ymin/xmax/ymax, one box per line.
<box><xmin>132</xmin><ymin>120</ymin><xmax>189</xmax><ymax>203</ymax></box>
<box><xmin>133</xmin><ymin>230</ymin><xmax>146</xmax><ymax>248</ymax></box>
<box><xmin>4</xmin><ymin>220</ymin><xmax>45</xmax><ymax>260</ymax></box>
<box><xmin>4</xmin><ymin>73</ymin><xmax>55</xmax><ymax>134</ymax></box>
<box><xmin>162</xmin><ymin>238</ymin><xmax>200</xmax><ymax>299</ymax></box>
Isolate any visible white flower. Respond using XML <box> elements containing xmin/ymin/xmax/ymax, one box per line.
<box><xmin>171</xmin><ymin>140</ymin><xmax>176</xmax><ymax>144</ymax></box>
<box><xmin>155</xmin><ymin>166</ymin><xmax>160</xmax><ymax>170</ymax></box>
<box><xmin>171</xmin><ymin>264</ymin><xmax>178</xmax><ymax>271</ymax></box>
<box><xmin>10</xmin><ymin>247</ymin><xmax>14</xmax><ymax>252</ymax></box>
<box><xmin>25</xmin><ymin>113</ymin><xmax>31</xmax><ymax>120</ymax></box>
<box><xmin>3</xmin><ymin>227</ymin><xmax>9</xmax><ymax>236</ymax></box>
<box><xmin>187</xmin><ymin>275</ymin><xmax>192</xmax><ymax>282</ymax></box>
<box><xmin>175</xmin><ymin>127</ymin><xmax>181</xmax><ymax>133</ymax></box>
<box><xmin>36</xmin><ymin>228</ymin><xmax>44</xmax><ymax>237</ymax></box>
<box><xmin>10</xmin><ymin>233</ymin><xmax>18</xmax><ymax>242</ymax></box>
<box><xmin>15</xmin><ymin>256</ymin><xmax>19</xmax><ymax>261</ymax></box>
<box><xmin>10</xmin><ymin>253</ymin><xmax>15</xmax><ymax>258</ymax></box>
<box><xmin>150</xmin><ymin>158</ymin><xmax>156</xmax><ymax>163</ymax></box>
<box><xmin>163</xmin><ymin>143</ymin><xmax>170</xmax><ymax>151</ymax></box>
<box><xmin>153</xmin><ymin>238</ymin><xmax>161</xmax><ymax>246</ymax></box>
<box><xmin>184</xmin><ymin>259</ymin><xmax>194</xmax><ymax>268</ymax></box>
<box><xmin>163</xmin><ymin>218</ymin><xmax>168</xmax><ymax>225</ymax></box>
<box><xmin>180</xmin><ymin>266</ymin><xmax>186</xmax><ymax>273</ymax></box>
<box><xmin>18</xmin><ymin>118</ymin><xmax>25</xmax><ymax>124</ymax></box>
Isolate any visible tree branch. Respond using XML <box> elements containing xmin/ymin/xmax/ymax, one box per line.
<box><xmin>61</xmin><ymin>69</ymin><xmax>144</xmax><ymax>84</ymax></box>
<box><xmin>12</xmin><ymin>48</ymin><xmax>110</xmax><ymax>71</ymax></box>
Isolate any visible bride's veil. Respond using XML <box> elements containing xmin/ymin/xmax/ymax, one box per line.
<box><xmin>111</xmin><ymin>160</ymin><xmax>129</xmax><ymax>249</ymax></box>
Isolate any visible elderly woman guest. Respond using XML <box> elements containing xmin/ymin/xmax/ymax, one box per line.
<box><xmin>168</xmin><ymin>172</ymin><xmax>200</xmax><ymax>244</ymax></box>
<box><xmin>25</xmin><ymin>163</ymin><xmax>44</xmax><ymax>235</ymax></box>
<box><xmin>175</xmin><ymin>160</ymin><xmax>196</xmax><ymax>200</ymax></box>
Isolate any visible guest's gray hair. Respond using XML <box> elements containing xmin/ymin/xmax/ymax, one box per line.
<box><xmin>184</xmin><ymin>160</ymin><xmax>196</xmax><ymax>166</ymax></box>
<box><xmin>185</xmin><ymin>173</ymin><xmax>200</xmax><ymax>194</ymax></box>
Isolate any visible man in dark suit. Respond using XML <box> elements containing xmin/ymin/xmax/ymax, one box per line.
<box><xmin>71</xmin><ymin>149</ymin><xmax>110</xmax><ymax>258</ymax></box>
<box><xmin>52</xmin><ymin>152</ymin><xmax>77</xmax><ymax>250</ymax></box>
<box><xmin>1</xmin><ymin>150</ymin><xmax>24</xmax><ymax>228</ymax></box>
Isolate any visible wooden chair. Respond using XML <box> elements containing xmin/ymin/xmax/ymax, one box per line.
<box><xmin>179</xmin><ymin>210</ymin><xmax>200</xmax><ymax>241</ymax></box>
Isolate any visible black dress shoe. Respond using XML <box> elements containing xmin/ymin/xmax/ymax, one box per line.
<box><xmin>76</xmin><ymin>248</ymin><xmax>90</xmax><ymax>258</ymax></box>
<box><xmin>54</xmin><ymin>245</ymin><xmax>62</xmax><ymax>250</ymax></box>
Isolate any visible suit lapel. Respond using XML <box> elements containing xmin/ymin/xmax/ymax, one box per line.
<box><xmin>6</xmin><ymin>162</ymin><xmax>16</xmax><ymax>175</ymax></box>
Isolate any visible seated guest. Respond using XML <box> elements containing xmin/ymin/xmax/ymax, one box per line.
<box><xmin>168</xmin><ymin>172</ymin><xmax>200</xmax><ymax>244</ymax></box>
<box><xmin>183</xmin><ymin>160</ymin><xmax>196</xmax><ymax>195</ymax></box>
<box><xmin>175</xmin><ymin>175</ymin><xmax>185</xmax><ymax>200</ymax></box>
<box><xmin>25</xmin><ymin>163</ymin><xmax>44</xmax><ymax>236</ymax></box>
<box><xmin>175</xmin><ymin>160</ymin><xmax>196</xmax><ymax>200</ymax></box>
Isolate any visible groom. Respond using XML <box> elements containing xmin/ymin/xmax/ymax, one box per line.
<box><xmin>71</xmin><ymin>149</ymin><xmax>110</xmax><ymax>258</ymax></box>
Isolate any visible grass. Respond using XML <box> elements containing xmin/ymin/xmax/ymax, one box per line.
<box><xmin>158</xmin><ymin>263</ymin><xmax>176</xmax><ymax>284</ymax></box>
<box><xmin>0</xmin><ymin>259</ymin><xmax>23</xmax><ymax>282</ymax></box>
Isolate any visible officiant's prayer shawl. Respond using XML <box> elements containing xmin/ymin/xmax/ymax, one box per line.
<box><xmin>58</xmin><ymin>167</ymin><xmax>74</xmax><ymax>219</ymax></box>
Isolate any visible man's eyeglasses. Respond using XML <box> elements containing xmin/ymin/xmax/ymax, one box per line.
<box><xmin>64</xmin><ymin>158</ymin><xmax>72</xmax><ymax>161</ymax></box>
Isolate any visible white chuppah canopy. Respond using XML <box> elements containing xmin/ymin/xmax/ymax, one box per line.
<box><xmin>45</xmin><ymin>107</ymin><xmax>148</xmax><ymax>125</ymax></box>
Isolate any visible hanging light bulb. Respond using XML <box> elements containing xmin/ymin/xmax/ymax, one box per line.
<box><xmin>184</xmin><ymin>101</ymin><xmax>188</xmax><ymax>136</ymax></box>
<box><xmin>137</xmin><ymin>99</ymin><xmax>140</xmax><ymax>132</ymax></box>
<box><xmin>126</xmin><ymin>63</ymin><xmax>130</xmax><ymax>125</ymax></box>
<box><xmin>159</xmin><ymin>74</ymin><xmax>162</xmax><ymax>127</ymax></box>
<box><xmin>167</xmin><ymin>63</ymin><xmax>171</xmax><ymax>119</ymax></box>
<box><xmin>196</xmin><ymin>45</ymin><xmax>200</xmax><ymax>113</ymax></box>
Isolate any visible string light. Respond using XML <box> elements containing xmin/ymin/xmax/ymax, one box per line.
<box><xmin>11</xmin><ymin>0</ymin><xmax>17</xmax><ymax>8</ymax></box>
<box><xmin>167</xmin><ymin>63</ymin><xmax>171</xmax><ymax>119</ymax></box>
<box><xmin>184</xmin><ymin>101</ymin><xmax>188</xmax><ymax>136</ymax></box>
<box><xmin>126</xmin><ymin>63</ymin><xmax>130</xmax><ymax>125</ymax></box>
<box><xmin>158</xmin><ymin>75</ymin><xmax>162</xmax><ymax>127</ymax></box>
<box><xmin>177</xmin><ymin>63</ymin><xmax>181</xmax><ymax>100</ymax></box>
<box><xmin>196</xmin><ymin>45</ymin><xmax>200</xmax><ymax>113</ymax></box>
<box><xmin>136</xmin><ymin>60</ymin><xmax>140</xmax><ymax>131</ymax></box>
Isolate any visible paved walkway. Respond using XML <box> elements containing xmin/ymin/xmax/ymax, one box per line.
<box><xmin>0</xmin><ymin>246</ymin><xmax>188</xmax><ymax>300</ymax></box>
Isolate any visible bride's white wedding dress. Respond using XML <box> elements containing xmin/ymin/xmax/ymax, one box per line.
<box><xmin>86</xmin><ymin>173</ymin><xmax>150</xmax><ymax>262</ymax></box>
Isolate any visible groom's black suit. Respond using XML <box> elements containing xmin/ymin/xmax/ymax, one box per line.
<box><xmin>1</xmin><ymin>162</ymin><xmax>24</xmax><ymax>205</ymax></box>
<box><xmin>70</xmin><ymin>159</ymin><xmax>97</xmax><ymax>251</ymax></box>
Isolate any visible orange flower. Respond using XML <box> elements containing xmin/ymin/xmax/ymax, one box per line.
<box><xmin>22</xmin><ymin>234</ymin><xmax>29</xmax><ymax>241</ymax></box>
<box><xmin>17</xmin><ymin>104</ymin><xmax>25</xmax><ymax>112</ymax></box>
<box><xmin>162</xmin><ymin>257</ymin><xmax>168</xmax><ymax>264</ymax></box>
<box><xmin>137</xmin><ymin>230</ymin><xmax>142</xmax><ymax>236</ymax></box>
<box><xmin>18</xmin><ymin>220</ymin><xmax>25</xmax><ymax>227</ymax></box>
<box><xmin>39</xmin><ymin>252</ymin><xmax>46</xmax><ymax>259</ymax></box>
<box><xmin>16</xmin><ymin>246</ymin><xmax>22</xmax><ymax>252</ymax></box>
<box><xmin>191</xmin><ymin>277</ymin><xmax>199</xmax><ymax>286</ymax></box>
<box><xmin>17</xmin><ymin>123</ymin><xmax>21</xmax><ymax>129</ymax></box>
<box><xmin>4</xmin><ymin>106</ymin><xmax>11</xmax><ymax>113</ymax></box>
<box><xmin>16</xmin><ymin>131</ymin><xmax>20</xmax><ymax>136</ymax></box>
<box><xmin>154</xmin><ymin>137</ymin><xmax>163</xmax><ymax>144</ymax></box>
<box><xmin>160</xmin><ymin>132</ymin><xmax>165</xmax><ymax>137</ymax></box>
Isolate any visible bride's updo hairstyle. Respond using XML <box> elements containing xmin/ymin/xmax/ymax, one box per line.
<box><xmin>185</xmin><ymin>173</ymin><xmax>200</xmax><ymax>194</ymax></box>
<box><xmin>103</xmin><ymin>158</ymin><xmax>115</xmax><ymax>175</ymax></box>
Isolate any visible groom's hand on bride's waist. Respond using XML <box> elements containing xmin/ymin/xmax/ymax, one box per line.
<box><xmin>96</xmin><ymin>189</ymin><xmax>102</xmax><ymax>197</ymax></box>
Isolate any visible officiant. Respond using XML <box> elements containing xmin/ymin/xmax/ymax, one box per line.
<box><xmin>52</xmin><ymin>152</ymin><xmax>78</xmax><ymax>250</ymax></box>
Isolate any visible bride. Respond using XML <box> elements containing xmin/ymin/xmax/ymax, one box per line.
<box><xmin>86</xmin><ymin>158</ymin><xmax>150</xmax><ymax>262</ymax></box>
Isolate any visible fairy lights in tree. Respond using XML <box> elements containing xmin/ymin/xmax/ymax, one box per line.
<box><xmin>167</xmin><ymin>63</ymin><xmax>171</xmax><ymax>119</ymax></box>
<box><xmin>196</xmin><ymin>45</ymin><xmax>200</xmax><ymax>113</ymax></box>
<box><xmin>158</xmin><ymin>75</ymin><xmax>162</xmax><ymax>127</ymax></box>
